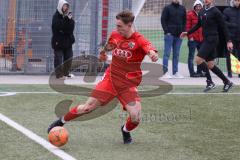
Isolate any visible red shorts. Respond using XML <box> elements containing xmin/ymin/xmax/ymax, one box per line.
<box><xmin>91</xmin><ymin>73</ymin><xmax>141</xmax><ymax>110</ymax></box>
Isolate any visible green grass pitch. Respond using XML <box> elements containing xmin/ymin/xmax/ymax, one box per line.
<box><xmin>0</xmin><ymin>84</ymin><xmax>240</xmax><ymax>160</ymax></box>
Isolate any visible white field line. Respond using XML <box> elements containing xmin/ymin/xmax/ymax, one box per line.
<box><xmin>0</xmin><ymin>113</ymin><xmax>77</xmax><ymax>160</ymax></box>
<box><xmin>0</xmin><ymin>92</ymin><xmax>17</xmax><ymax>96</ymax></box>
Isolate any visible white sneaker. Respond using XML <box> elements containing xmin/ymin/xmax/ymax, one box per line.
<box><xmin>65</xmin><ymin>73</ymin><xmax>75</xmax><ymax>79</ymax></box>
<box><xmin>172</xmin><ymin>72</ymin><xmax>184</xmax><ymax>79</ymax></box>
<box><xmin>160</xmin><ymin>72</ymin><xmax>172</xmax><ymax>79</ymax></box>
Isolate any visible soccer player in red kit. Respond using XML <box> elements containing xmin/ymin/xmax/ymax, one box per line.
<box><xmin>48</xmin><ymin>10</ymin><xmax>159</xmax><ymax>144</ymax></box>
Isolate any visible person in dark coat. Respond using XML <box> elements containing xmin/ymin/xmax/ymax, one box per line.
<box><xmin>52</xmin><ymin>0</ymin><xmax>75</xmax><ymax>79</ymax></box>
<box><xmin>161</xmin><ymin>0</ymin><xmax>186</xmax><ymax>79</ymax></box>
<box><xmin>223</xmin><ymin>0</ymin><xmax>240</xmax><ymax>78</ymax></box>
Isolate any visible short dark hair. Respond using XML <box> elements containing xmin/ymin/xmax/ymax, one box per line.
<box><xmin>116</xmin><ymin>10</ymin><xmax>135</xmax><ymax>24</ymax></box>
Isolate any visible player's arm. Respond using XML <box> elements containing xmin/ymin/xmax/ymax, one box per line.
<box><xmin>215</xmin><ymin>9</ymin><xmax>233</xmax><ymax>51</ymax></box>
<box><xmin>99</xmin><ymin>33</ymin><xmax>117</xmax><ymax>62</ymax></box>
<box><xmin>99</xmin><ymin>49</ymin><xmax>108</xmax><ymax>62</ymax></box>
<box><xmin>147</xmin><ymin>50</ymin><xmax>159</xmax><ymax>62</ymax></box>
<box><xmin>138</xmin><ymin>35</ymin><xmax>159</xmax><ymax>62</ymax></box>
<box><xmin>180</xmin><ymin>14</ymin><xmax>201</xmax><ymax>38</ymax></box>
<box><xmin>98</xmin><ymin>44</ymin><xmax>109</xmax><ymax>62</ymax></box>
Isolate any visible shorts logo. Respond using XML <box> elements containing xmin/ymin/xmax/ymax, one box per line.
<box><xmin>113</xmin><ymin>49</ymin><xmax>132</xmax><ymax>58</ymax></box>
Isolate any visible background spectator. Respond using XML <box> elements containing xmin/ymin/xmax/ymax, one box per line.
<box><xmin>186</xmin><ymin>0</ymin><xmax>205</xmax><ymax>77</ymax></box>
<box><xmin>223</xmin><ymin>0</ymin><xmax>240</xmax><ymax>78</ymax></box>
<box><xmin>51</xmin><ymin>0</ymin><xmax>75</xmax><ymax>79</ymax></box>
<box><xmin>161</xmin><ymin>0</ymin><xmax>186</xmax><ymax>78</ymax></box>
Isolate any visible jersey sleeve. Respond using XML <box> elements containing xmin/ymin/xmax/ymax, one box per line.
<box><xmin>137</xmin><ymin>35</ymin><xmax>157</xmax><ymax>55</ymax></box>
<box><xmin>108</xmin><ymin>31</ymin><xmax>118</xmax><ymax>44</ymax></box>
<box><xmin>104</xmin><ymin>31</ymin><xmax>118</xmax><ymax>51</ymax></box>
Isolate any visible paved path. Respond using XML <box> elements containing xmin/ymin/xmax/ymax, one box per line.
<box><xmin>0</xmin><ymin>57</ymin><xmax>239</xmax><ymax>85</ymax></box>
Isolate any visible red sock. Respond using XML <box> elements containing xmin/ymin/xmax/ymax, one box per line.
<box><xmin>63</xmin><ymin>106</ymin><xmax>79</xmax><ymax>122</ymax></box>
<box><xmin>125</xmin><ymin>116</ymin><xmax>139</xmax><ymax>132</ymax></box>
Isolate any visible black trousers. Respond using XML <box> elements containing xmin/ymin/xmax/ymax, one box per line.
<box><xmin>226</xmin><ymin>40</ymin><xmax>240</xmax><ymax>74</ymax></box>
<box><xmin>54</xmin><ymin>48</ymin><xmax>73</xmax><ymax>78</ymax></box>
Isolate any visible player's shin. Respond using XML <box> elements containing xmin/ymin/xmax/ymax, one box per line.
<box><xmin>210</xmin><ymin>65</ymin><xmax>229</xmax><ymax>84</ymax></box>
<box><xmin>198</xmin><ymin>62</ymin><xmax>212</xmax><ymax>82</ymax></box>
<box><xmin>123</xmin><ymin>116</ymin><xmax>140</xmax><ymax>132</ymax></box>
<box><xmin>63</xmin><ymin>106</ymin><xmax>81</xmax><ymax>122</ymax></box>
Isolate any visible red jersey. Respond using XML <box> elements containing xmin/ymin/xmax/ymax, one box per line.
<box><xmin>105</xmin><ymin>31</ymin><xmax>156</xmax><ymax>89</ymax></box>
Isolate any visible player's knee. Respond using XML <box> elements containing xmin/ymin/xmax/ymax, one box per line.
<box><xmin>76</xmin><ymin>104</ymin><xmax>96</xmax><ymax>114</ymax></box>
<box><xmin>129</xmin><ymin>111</ymin><xmax>141</xmax><ymax>124</ymax></box>
<box><xmin>85</xmin><ymin>104</ymin><xmax>96</xmax><ymax>113</ymax></box>
<box><xmin>76</xmin><ymin>105</ymin><xmax>86</xmax><ymax>114</ymax></box>
<box><xmin>195</xmin><ymin>56</ymin><xmax>203</xmax><ymax>65</ymax></box>
<box><xmin>127</xmin><ymin>102</ymin><xmax>141</xmax><ymax>124</ymax></box>
<box><xmin>207</xmin><ymin>62</ymin><xmax>214</xmax><ymax>69</ymax></box>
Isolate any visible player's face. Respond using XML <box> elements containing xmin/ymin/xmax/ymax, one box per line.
<box><xmin>116</xmin><ymin>19</ymin><xmax>132</xmax><ymax>36</ymax></box>
<box><xmin>204</xmin><ymin>0</ymin><xmax>213</xmax><ymax>6</ymax></box>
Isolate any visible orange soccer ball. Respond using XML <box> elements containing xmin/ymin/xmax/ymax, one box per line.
<box><xmin>48</xmin><ymin>127</ymin><xmax>69</xmax><ymax>147</ymax></box>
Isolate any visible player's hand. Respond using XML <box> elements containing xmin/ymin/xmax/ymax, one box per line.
<box><xmin>99</xmin><ymin>50</ymin><xmax>108</xmax><ymax>62</ymax></box>
<box><xmin>227</xmin><ymin>41</ymin><xmax>233</xmax><ymax>51</ymax></box>
<box><xmin>180</xmin><ymin>32</ymin><xmax>188</xmax><ymax>39</ymax></box>
<box><xmin>148</xmin><ymin>50</ymin><xmax>158</xmax><ymax>62</ymax></box>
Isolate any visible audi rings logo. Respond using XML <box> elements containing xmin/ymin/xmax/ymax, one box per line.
<box><xmin>113</xmin><ymin>49</ymin><xmax>132</xmax><ymax>58</ymax></box>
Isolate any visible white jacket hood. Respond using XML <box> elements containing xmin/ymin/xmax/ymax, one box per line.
<box><xmin>193</xmin><ymin>0</ymin><xmax>203</xmax><ymax>8</ymax></box>
<box><xmin>57</xmin><ymin>0</ymin><xmax>69</xmax><ymax>15</ymax></box>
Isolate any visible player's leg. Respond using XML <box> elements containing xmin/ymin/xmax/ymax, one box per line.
<box><xmin>63</xmin><ymin>97</ymin><xmax>102</xmax><ymax>121</ymax></box>
<box><xmin>207</xmin><ymin>60</ymin><xmax>233</xmax><ymax>92</ymax></box>
<box><xmin>48</xmin><ymin>71</ymin><xmax>116</xmax><ymax>133</ymax></box>
<box><xmin>48</xmin><ymin>97</ymin><xmax>101</xmax><ymax>133</ymax></box>
<box><xmin>195</xmin><ymin>56</ymin><xmax>215</xmax><ymax>92</ymax></box>
<box><xmin>196</xmin><ymin>42</ymin><xmax>205</xmax><ymax>76</ymax></box>
<box><xmin>121</xmin><ymin>101</ymin><xmax>141</xmax><ymax>144</ymax></box>
<box><xmin>195</xmin><ymin>41</ymin><xmax>216</xmax><ymax>92</ymax></box>
<box><xmin>124</xmin><ymin>101</ymin><xmax>141</xmax><ymax>132</ymax></box>
<box><xmin>117</xmin><ymin>87</ymin><xmax>141</xmax><ymax>144</ymax></box>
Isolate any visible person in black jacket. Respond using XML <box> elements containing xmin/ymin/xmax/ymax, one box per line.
<box><xmin>161</xmin><ymin>0</ymin><xmax>186</xmax><ymax>78</ymax></box>
<box><xmin>52</xmin><ymin>0</ymin><xmax>75</xmax><ymax>79</ymax></box>
<box><xmin>223</xmin><ymin>0</ymin><xmax>240</xmax><ymax>78</ymax></box>
<box><xmin>181</xmin><ymin>0</ymin><xmax>234</xmax><ymax>92</ymax></box>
